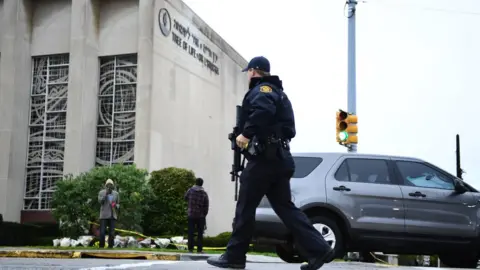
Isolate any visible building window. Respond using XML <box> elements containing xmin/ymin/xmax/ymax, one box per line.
<box><xmin>96</xmin><ymin>54</ymin><xmax>137</xmax><ymax>166</ymax></box>
<box><xmin>24</xmin><ymin>54</ymin><xmax>70</xmax><ymax>210</ymax></box>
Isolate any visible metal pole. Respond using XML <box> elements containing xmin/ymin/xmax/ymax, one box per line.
<box><xmin>347</xmin><ymin>0</ymin><xmax>357</xmax><ymax>153</ymax></box>
<box><xmin>456</xmin><ymin>134</ymin><xmax>462</xmax><ymax>179</ymax></box>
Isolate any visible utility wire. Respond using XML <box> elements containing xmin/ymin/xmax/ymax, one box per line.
<box><xmin>368</xmin><ymin>0</ymin><xmax>480</xmax><ymax>16</ymax></box>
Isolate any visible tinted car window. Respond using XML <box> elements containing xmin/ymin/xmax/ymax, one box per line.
<box><xmin>293</xmin><ymin>157</ymin><xmax>323</xmax><ymax>178</ymax></box>
<box><xmin>334</xmin><ymin>161</ymin><xmax>349</xmax><ymax>181</ymax></box>
<box><xmin>335</xmin><ymin>158</ymin><xmax>391</xmax><ymax>184</ymax></box>
<box><xmin>396</xmin><ymin>161</ymin><xmax>454</xmax><ymax>190</ymax></box>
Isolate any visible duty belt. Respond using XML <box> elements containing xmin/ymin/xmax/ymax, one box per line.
<box><xmin>266</xmin><ymin>137</ymin><xmax>290</xmax><ymax>149</ymax></box>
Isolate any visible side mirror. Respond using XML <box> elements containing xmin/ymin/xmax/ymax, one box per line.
<box><xmin>454</xmin><ymin>178</ymin><xmax>468</xmax><ymax>193</ymax></box>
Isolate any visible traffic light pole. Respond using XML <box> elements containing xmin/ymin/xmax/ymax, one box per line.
<box><xmin>347</xmin><ymin>0</ymin><xmax>357</xmax><ymax>153</ymax></box>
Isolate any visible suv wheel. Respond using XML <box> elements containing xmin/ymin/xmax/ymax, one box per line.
<box><xmin>274</xmin><ymin>215</ymin><xmax>345</xmax><ymax>264</ymax></box>
<box><xmin>311</xmin><ymin>216</ymin><xmax>345</xmax><ymax>260</ymax></box>
<box><xmin>439</xmin><ymin>252</ymin><xmax>478</xmax><ymax>268</ymax></box>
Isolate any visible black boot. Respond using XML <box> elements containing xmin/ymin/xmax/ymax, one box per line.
<box><xmin>300</xmin><ymin>248</ymin><xmax>335</xmax><ymax>270</ymax></box>
<box><xmin>206</xmin><ymin>254</ymin><xmax>246</xmax><ymax>269</ymax></box>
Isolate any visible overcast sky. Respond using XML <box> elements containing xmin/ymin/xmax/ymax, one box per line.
<box><xmin>183</xmin><ymin>0</ymin><xmax>480</xmax><ymax>188</ymax></box>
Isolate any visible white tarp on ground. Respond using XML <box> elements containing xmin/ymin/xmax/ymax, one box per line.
<box><xmin>51</xmin><ymin>235</ymin><xmax>186</xmax><ymax>249</ymax></box>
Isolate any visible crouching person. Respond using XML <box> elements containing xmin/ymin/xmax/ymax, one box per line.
<box><xmin>98</xmin><ymin>179</ymin><xmax>120</xmax><ymax>248</ymax></box>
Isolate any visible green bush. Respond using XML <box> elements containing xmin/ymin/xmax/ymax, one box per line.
<box><xmin>143</xmin><ymin>167</ymin><xmax>196</xmax><ymax>236</ymax></box>
<box><xmin>28</xmin><ymin>223</ymin><xmax>61</xmax><ymax>246</ymax></box>
<box><xmin>32</xmin><ymin>223</ymin><xmax>61</xmax><ymax>237</ymax></box>
<box><xmin>51</xmin><ymin>164</ymin><xmax>151</xmax><ymax>238</ymax></box>
<box><xmin>0</xmin><ymin>222</ymin><xmax>61</xmax><ymax>246</ymax></box>
<box><xmin>0</xmin><ymin>222</ymin><xmax>40</xmax><ymax>246</ymax></box>
<box><xmin>33</xmin><ymin>236</ymin><xmax>58</xmax><ymax>246</ymax></box>
<box><xmin>203</xmin><ymin>232</ymin><xmax>232</xmax><ymax>247</ymax></box>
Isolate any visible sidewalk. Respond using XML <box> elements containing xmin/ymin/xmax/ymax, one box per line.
<box><xmin>0</xmin><ymin>247</ymin><xmax>283</xmax><ymax>263</ymax></box>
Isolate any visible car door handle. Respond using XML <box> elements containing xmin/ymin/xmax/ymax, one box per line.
<box><xmin>333</xmin><ymin>186</ymin><xmax>351</xmax><ymax>192</ymax></box>
<box><xmin>409</xmin><ymin>191</ymin><xmax>426</xmax><ymax>197</ymax></box>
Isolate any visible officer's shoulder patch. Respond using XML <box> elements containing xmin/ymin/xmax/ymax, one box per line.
<box><xmin>259</xmin><ymin>85</ymin><xmax>272</xmax><ymax>93</ymax></box>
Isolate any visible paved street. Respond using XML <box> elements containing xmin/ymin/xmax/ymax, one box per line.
<box><xmin>0</xmin><ymin>258</ymin><xmax>468</xmax><ymax>270</ymax></box>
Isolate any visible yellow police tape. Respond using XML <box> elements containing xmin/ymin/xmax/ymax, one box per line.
<box><xmin>89</xmin><ymin>221</ymin><xmax>148</xmax><ymax>238</ymax></box>
<box><xmin>88</xmin><ymin>221</ymin><xmax>252</xmax><ymax>251</ymax></box>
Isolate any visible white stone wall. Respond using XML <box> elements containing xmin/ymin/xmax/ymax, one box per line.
<box><xmin>30</xmin><ymin>0</ymin><xmax>71</xmax><ymax>55</ymax></box>
<box><xmin>98</xmin><ymin>0</ymin><xmax>138</xmax><ymax>56</ymax></box>
<box><xmin>146</xmin><ymin>0</ymin><xmax>248</xmax><ymax>235</ymax></box>
<box><xmin>0</xmin><ymin>0</ymin><xmax>33</xmax><ymax>222</ymax></box>
<box><xmin>0</xmin><ymin>0</ymin><xmax>247</xmax><ymax>235</ymax></box>
<box><xmin>0</xmin><ymin>0</ymin><xmax>4</xmax><ymax>218</ymax></box>
<box><xmin>0</xmin><ymin>0</ymin><xmax>3</xmax><ymax>51</ymax></box>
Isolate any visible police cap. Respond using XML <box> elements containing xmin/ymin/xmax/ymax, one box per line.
<box><xmin>241</xmin><ymin>56</ymin><xmax>270</xmax><ymax>72</ymax></box>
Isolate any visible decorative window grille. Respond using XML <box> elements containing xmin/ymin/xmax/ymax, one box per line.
<box><xmin>24</xmin><ymin>54</ymin><xmax>70</xmax><ymax>210</ymax></box>
<box><xmin>95</xmin><ymin>54</ymin><xmax>137</xmax><ymax>166</ymax></box>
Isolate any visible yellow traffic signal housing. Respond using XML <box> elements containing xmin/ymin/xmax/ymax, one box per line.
<box><xmin>336</xmin><ymin>109</ymin><xmax>358</xmax><ymax>145</ymax></box>
<box><xmin>336</xmin><ymin>111</ymin><xmax>345</xmax><ymax>143</ymax></box>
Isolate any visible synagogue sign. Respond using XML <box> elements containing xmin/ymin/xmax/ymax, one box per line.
<box><xmin>158</xmin><ymin>8</ymin><xmax>220</xmax><ymax>75</ymax></box>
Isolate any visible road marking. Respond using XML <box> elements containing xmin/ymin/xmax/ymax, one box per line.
<box><xmin>79</xmin><ymin>261</ymin><xmax>181</xmax><ymax>270</ymax></box>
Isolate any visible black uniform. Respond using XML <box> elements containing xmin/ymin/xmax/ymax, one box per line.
<box><xmin>208</xmin><ymin>74</ymin><xmax>333</xmax><ymax>269</ymax></box>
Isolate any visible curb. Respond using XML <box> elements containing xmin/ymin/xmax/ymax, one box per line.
<box><xmin>0</xmin><ymin>249</ymin><xmax>281</xmax><ymax>263</ymax></box>
<box><xmin>0</xmin><ymin>250</ymin><xmax>81</xmax><ymax>259</ymax></box>
<box><xmin>0</xmin><ymin>250</ymin><xmax>181</xmax><ymax>261</ymax></box>
<box><xmin>82</xmin><ymin>252</ymin><xmax>180</xmax><ymax>261</ymax></box>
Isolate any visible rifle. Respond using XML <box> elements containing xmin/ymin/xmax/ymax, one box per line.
<box><xmin>228</xmin><ymin>105</ymin><xmax>244</xmax><ymax>201</ymax></box>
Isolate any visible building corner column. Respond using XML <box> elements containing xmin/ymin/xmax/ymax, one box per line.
<box><xmin>0</xmin><ymin>0</ymin><xmax>33</xmax><ymax>222</ymax></box>
<box><xmin>134</xmin><ymin>0</ymin><xmax>155</xmax><ymax>171</ymax></box>
<box><xmin>63</xmin><ymin>0</ymin><xmax>100</xmax><ymax>175</ymax></box>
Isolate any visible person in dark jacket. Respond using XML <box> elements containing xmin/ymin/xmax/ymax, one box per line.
<box><xmin>184</xmin><ymin>177</ymin><xmax>209</xmax><ymax>253</ymax></box>
<box><xmin>207</xmin><ymin>56</ymin><xmax>333</xmax><ymax>270</ymax></box>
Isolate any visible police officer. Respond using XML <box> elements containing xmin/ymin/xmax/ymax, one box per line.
<box><xmin>207</xmin><ymin>56</ymin><xmax>333</xmax><ymax>270</ymax></box>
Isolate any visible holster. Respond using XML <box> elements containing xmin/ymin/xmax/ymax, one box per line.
<box><xmin>267</xmin><ymin>137</ymin><xmax>290</xmax><ymax>160</ymax></box>
<box><xmin>243</xmin><ymin>137</ymin><xmax>263</xmax><ymax>160</ymax></box>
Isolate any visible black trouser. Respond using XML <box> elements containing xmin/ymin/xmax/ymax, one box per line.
<box><xmin>225</xmin><ymin>156</ymin><xmax>331</xmax><ymax>261</ymax></box>
<box><xmin>188</xmin><ymin>217</ymin><xmax>206</xmax><ymax>252</ymax></box>
<box><xmin>99</xmin><ymin>218</ymin><xmax>115</xmax><ymax>248</ymax></box>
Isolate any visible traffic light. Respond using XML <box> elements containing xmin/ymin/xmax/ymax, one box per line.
<box><xmin>336</xmin><ymin>109</ymin><xmax>358</xmax><ymax>145</ymax></box>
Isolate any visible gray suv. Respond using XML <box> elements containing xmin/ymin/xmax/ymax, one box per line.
<box><xmin>254</xmin><ymin>152</ymin><xmax>479</xmax><ymax>268</ymax></box>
